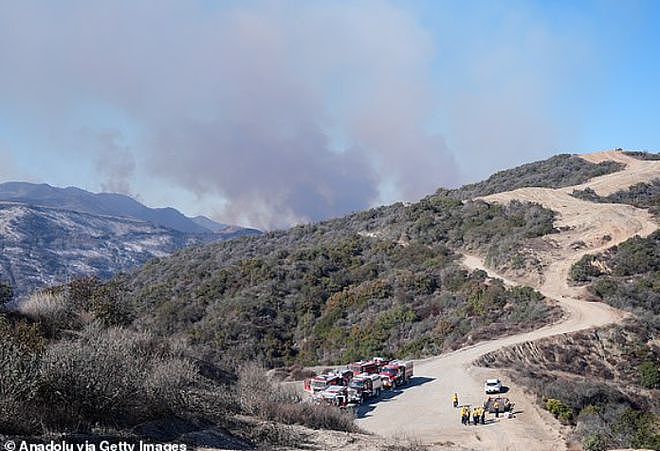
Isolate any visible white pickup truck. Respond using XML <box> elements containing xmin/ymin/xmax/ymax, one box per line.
<box><xmin>484</xmin><ymin>378</ymin><xmax>502</xmax><ymax>394</ymax></box>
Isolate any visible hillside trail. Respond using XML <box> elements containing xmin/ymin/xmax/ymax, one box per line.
<box><xmin>356</xmin><ymin>151</ymin><xmax>658</xmax><ymax>450</ymax></box>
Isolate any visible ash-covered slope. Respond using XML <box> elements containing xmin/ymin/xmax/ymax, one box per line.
<box><xmin>0</xmin><ymin>182</ymin><xmax>261</xmax><ymax>297</ymax></box>
<box><xmin>0</xmin><ymin>202</ymin><xmax>222</xmax><ymax>298</ymax></box>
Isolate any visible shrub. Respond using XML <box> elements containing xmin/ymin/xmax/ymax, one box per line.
<box><xmin>569</xmin><ymin>255</ymin><xmax>603</xmax><ymax>282</ymax></box>
<box><xmin>571</xmin><ymin>179</ymin><xmax>660</xmax><ymax>217</ymax></box>
<box><xmin>38</xmin><ymin>323</ymin><xmax>197</xmax><ymax>431</ymax></box>
<box><xmin>87</xmin><ymin>280</ymin><xmax>135</xmax><ymax>326</ymax></box>
<box><xmin>239</xmin><ymin>421</ymin><xmax>306</xmax><ymax>447</ymax></box>
<box><xmin>582</xmin><ymin>434</ymin><xmax>607</xmax><ymax>451</ymax></box>
<box><xmin>0</xmin><ymin>314</ymin><xmax>48</xmax><ymax>434</ymax></box>
<box><xmin>545</xmin><ymin>398</ymin><xmax>574</xmax><ymax>423</ymax></box>
<box><xmin>623</xmin><ymin>151</ymin><xmax>660</xmax><ymax>160</ymax></box>
<box><xmin>0</xmin><ymin>323</ymin><xmax>42</xmax><ymax>434</ymax></box>
<box><xmin>124</xmin><ymin>195</ymin><xmax>559</xmax><ymax>367</ymax></box>
<box><xmin>233</xmin><ymin>363</ymin><xmax>358</xmax><ymax>432</ymax></box>
<box><xmin>638</xmin><ymin>361</ymin><xmax>660</xmax><ymax>389</ymax></box>
<box><xmin>614</xmin><ymin>409</ymin><xmax>660</xmax><ymax>450</ymax></box>
<box><xmin>17</xmin><ymin>291</ymin><xmax>79</xmax><ymax>334</ymax></box>
<box><xmin>384</xmin><ymin>436</ymin><xmax>430</xmax><ymax>451</ymax></box>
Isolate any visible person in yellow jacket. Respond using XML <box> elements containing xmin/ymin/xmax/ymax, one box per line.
<box><xmin>451</xmin><ymin>392</ymin><xmax>459</xmax><ymax>408</ymax></box>
<box><xmin>460</xmin><ymin>406</ymin><xmax>470</xmax><ymax>425</ymax></box>
<box><xmin>493</xmin><ymin>400</ymin><xmax>501</xmax><ymax>418</ymax></box>
<box><xmin>472</xmin><ymin>407</ymin><xmax>481</xmax><ymax>425</ymax></box>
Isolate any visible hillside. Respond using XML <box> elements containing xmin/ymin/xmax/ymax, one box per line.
<box><xmin>478</xmin><ymin>231</ymin><xmax>659</xmax><ymax>450</ymax></box>
<box><xmin>354</xmin><ymin>150</ymin><xmax>658</xmax><ymax>450</ymax></box>
<box><xmin>124</xmin><ymin>195</ymin><xmax>561</xmax><ymax>368</ymax></box>
<box><xmin>0</xmin><ymin>203</ymin><xmax>217</xmax><ymax>298</ymax></box>
<box><xmin>0</xmin><ymin>183</ymin><xmax>261</xmax><ymax>297</ymax></box>
<box><xmin>115</xmin><ymin>152</ymin><xmax>628</xmax><ymax>368</ymax></box>
<box><xmin>439</xmin><ymin>153</ymin><xmax>625</xmax><ymax>200</ymax></box>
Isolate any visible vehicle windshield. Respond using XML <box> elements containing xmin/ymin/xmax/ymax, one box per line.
<box><xmin>382</xmin><ymin>368</ymin><xmax>397</xmax><ymax>375</ymax></box>
<box><xmin>350</xmin><ymin>380</ymin><xmax>365</xmax><ymax>388</ymax></box>
<box><xmin>486</xmin><ymin>381</ymin><xmax>499</xmax><ymax>386</ymax></box>
<box><xmin>312</xmin><ymin>381</ymin><xmax>326</xmax><ymax>389</ymax></box>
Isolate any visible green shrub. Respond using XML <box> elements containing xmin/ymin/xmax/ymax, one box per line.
<box><xmin>580</xmin><ymin>232</ymin><xmax>659</xmax><ymax>322</ymax></box>
<box><xmin>582</xmin><ymin>434</ymin><xmax>606</xmax><ymax>451</ymax></box>
<box><xmin>623</xmin><ymin>151</ymin><xmax>660</xmax><ymax>160</ymax></box>
<box><xmin>571</xmin><ymin>179</ymin><xmax>660</xmax><ymax>217</ymax></box>
<box><xmin>614</xmin><ymin>409</ymin><xmax>660</xmax><ymax>450</ymax></box>
<box><xmin>122</xmin><ymin>195</ymin><xmax>559</xmax><ymax>367</ymax></box>
<box><xmin>545</xmin><ymin>398</ymin><xmax>574</xmax><ymax>423</ymax></box>
<box><xmin>569</xmin><ymin>254</ymin><xmax>603</xmax><ymax>282</ymax></box>
<box><xmin>638</xmin><ymin>361</ymin><xmax>660</xmax><ymax>389</ymax></box>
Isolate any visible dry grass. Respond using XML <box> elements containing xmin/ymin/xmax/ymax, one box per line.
<box><xmin>17</xmin><ymin>291</ymin><xmax>79</xmax><ymax>333</ymax></box>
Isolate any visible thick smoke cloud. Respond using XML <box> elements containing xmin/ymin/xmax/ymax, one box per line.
<box><xmin>0</xmin><ymin>1</ymin><xmax>456</xmax><ymax>229</ymax></box>
<box><xmin>0</xmin><ymin>1</ymin><xmax>589</xmax><ymax>229</ymax></box>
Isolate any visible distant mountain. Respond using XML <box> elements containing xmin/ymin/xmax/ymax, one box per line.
<box><xmin>191</xmin><ymin>215</ymin><xmax>231</xmax><ymax>233</ymax></box>
<box><xmin>0</xmin><ymin>182</ymin><xmax>261</xmax><ymax>297</ymax></box>
<box><xmin>0</xmin><ymin>182</ymin><xmax>246</xmax><ymax>235</ymax></box>
<box><xmin>0</xmin><ymin>203</ymin><xmax>206</xmax><ymax>298</ymax></box>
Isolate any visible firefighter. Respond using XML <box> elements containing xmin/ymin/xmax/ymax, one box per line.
<box><xmin>472</xmin><ymin>407</ymin><xmax>480</xmax><ymax>425</ymax></box>
<box><xmin>493</xmin><ymin>399</ymin><xmax>500</xmax><ymax>418</ymax></box>
<box><xmin>452</xmin><ymin>392</ymin><xmax>459</xmax><ymax>408</ymax></box>
<box><xmin>480</xmin><ymin>406</ymin><xmax>486</xmax><ymax>424</ymax></box>
<box><xmin>460</xmin><ymin>406</ymin><xmax>470</xmax><ymax>425</ymax></box>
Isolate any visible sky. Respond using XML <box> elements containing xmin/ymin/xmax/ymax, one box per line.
<box><xmin>0</xmin><ymin>0</ymin><xmax>658</xmax><ymax>230</ymax></box>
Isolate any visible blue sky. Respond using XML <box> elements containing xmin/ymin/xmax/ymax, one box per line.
<box><xmin>0</xmin><ymin>0</ymin><xmax>658</xmax><ymax>229</ymax></box>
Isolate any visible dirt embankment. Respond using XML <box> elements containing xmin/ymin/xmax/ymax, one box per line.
<box><xmin>477</xmin><ymin>325</ymin><xmax>658</xmax><ymax>397</ymax></box>
<box><xmin>357</xmin><ymin>151</ymin><xmax>658</xmax><ymax>450</ymax></box>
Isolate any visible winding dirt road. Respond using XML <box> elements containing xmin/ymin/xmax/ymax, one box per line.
<box><xmin>356</xmin><ymin>151</ymin><xmax>658</xmax><ymax>450</ymax></box>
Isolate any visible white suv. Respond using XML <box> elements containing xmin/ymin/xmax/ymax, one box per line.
<box><xmin>485</xmin><ymin>378</ymin><xmax>502</xmax><ymax>394</ymax></box>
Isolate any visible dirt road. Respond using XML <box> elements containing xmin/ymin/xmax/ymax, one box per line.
<box><xmin>356</xmin><ymin>151</ymin><xmax>658</xmax><ymax>450</ymax></box>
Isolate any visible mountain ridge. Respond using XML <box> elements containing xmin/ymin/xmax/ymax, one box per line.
<box><xmin>0</xmin><ymin>182</ymin><xmax>261</xmax><ymax>297</ymax></box>
<box><xmin>0</xmin><ymin>181</ymin><xmax>259</xmax><ymax>235</ymax></box>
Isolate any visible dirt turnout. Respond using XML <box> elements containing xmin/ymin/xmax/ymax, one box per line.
<box><xmin>357</xmin><ymin>151</ymin><xmax>658</xmax><ymax>450</ymax></box>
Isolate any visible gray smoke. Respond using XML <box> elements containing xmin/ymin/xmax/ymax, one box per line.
<box><xmin>78</xmin><ymin>129</ymin><xmax>135</xmax><ymax>195</ymax></box>
<box><xmin>0</xmin><ymin>1</ymin><xmax>458</xmax><ymax>229</ymax></box>
<box><xmin>0</xmin><ymin>1</ymin><xmax>581</xmax><ymax>229</ymax></box>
